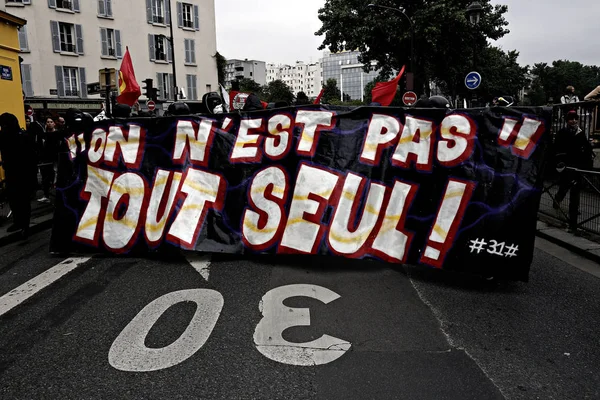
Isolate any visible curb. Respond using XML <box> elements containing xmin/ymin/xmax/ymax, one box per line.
<box><xmin>0</xmin><ymin>216</ymin><xmax>54</xmax><ymax>248</ymax></box>
<box><xmin>536</xmin><ymin>229</ymin><xmax>600</xmax><ymax>265</ymax></box>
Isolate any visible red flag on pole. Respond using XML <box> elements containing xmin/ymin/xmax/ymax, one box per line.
<box><xmin>117</xmin><ymin>47</ymin><xmax>141</xmax><ymax>106</ymax></box>
<box><xmin>313</xmin><ymin>87</ymin><xmax>325</xmax><ymax>104</ymax></box>
<box><xmin>371</xmin><ymin>65</ymin><xmax>406</xmax><ymax>107</ymax></box>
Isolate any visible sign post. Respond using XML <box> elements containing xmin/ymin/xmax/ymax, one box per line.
<box><xmin>99</xmin><ymin>68</ymin><xmax>117</xmax><ymax>117</ymax></box>
<box><xmin>402</xmin><ymin>91</ymin><xmax>418</xmax><ymax>106</ymax></box>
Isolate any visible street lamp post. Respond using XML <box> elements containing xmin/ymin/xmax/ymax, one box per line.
<box><xmin>367</xmin><ymin>3</ymin><xmax>415</xmax><ymax>91</ymax></box>
<box><xmin>158</xmin><ymin>0</ymin><xmax>177</xmax><ymax>101</ymax></box>
<box><xmin>466</xmin><ymin>2</ymin><xmax>483</xmax><ymax>107</ymax></box>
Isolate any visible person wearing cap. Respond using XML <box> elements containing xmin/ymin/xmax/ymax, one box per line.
<box><xmin>560</xmin><ymin>86</ymin><xmax>579</xmax><ymax>104</ymax></box>
<box><xmin>553</xmin><ymin>110</ymin><xmax>595</xmax><ymax>228</ymax></box>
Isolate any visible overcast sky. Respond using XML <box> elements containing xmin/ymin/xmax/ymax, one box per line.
<box><xmin>215</xmin><ymin>0</ymin><xmax>600</xmax><ymax>67</ymax></box>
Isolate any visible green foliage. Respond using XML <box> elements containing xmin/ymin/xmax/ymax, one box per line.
<box><xmin>214</xmin><ymin>52</ymin><xmax>227</xmax><ymax>86</ymax></box>
<box><xmin>237</xmin><ymin>78</ymin><xmax>263</xmax><ymax>94</ymax></box>
<box><xmin>315</xmin><ymin>0</ymin><xmax>510</xmax><ymax>96</ymax></box>
<box><xmin>473</xmin><ymin>47</ymin><xmax>529</xmax><ymax>103</ymax></box>
<box><xmin>262</xmin><ymin>80</ymin><xmax>295</xmax><ymax>104</ymax></box>
<box><xmin>322</xmin><ymin>78</ymin><xmax>341</xmax><ymax>103</ymax></box>
<box><xmin>526</xmin><ymin>61</ymin><xmax>600</xmax><ymax>105</ymax></box>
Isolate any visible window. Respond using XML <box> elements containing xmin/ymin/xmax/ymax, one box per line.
<box><xmin>51</xmin><ymin>21</ymin><xmax>84</xmax><ymax>54</ymax></box>
<box><xmin>6</xmin><ymin>0</ymin><xmax>31</xmax><ymax>5</ymax></box>
<box><xmin>177</xmin><ymin>2</ymin><xmax>199</xmax><ymax>30</ymax></box>
<box><xmin>55</xmin><ymin>66</ymin><xmax>86</xmax><ymax>98</ymax></box>
<box><xmin>184</xmin><ymin>39</ymin><xmax>196</xmax><ymax>65</ymax></box>
<box><xmin>18</xmin><ymin>25</ymin><xmax>29</xmax><ymax>51</ymax></box>
<box><xmin>100</xmin><ymin>28</ymin><xmax>122</xmax><ymax>58</ymax></box>
<box><xmin>147</xmin><ymin>34</ymin><xmax>172</xmax><ymax>63</ymax></box>
<box><xmin>48</xmin><ymin>0</ymin><xmax>80</xmax><ymax>12</ymax></box>
<box><xmin>147</xmin><ymin>0</ymin><xmax>170</xmax><ymax>25</ymax></box>
<box><xmin>98</xmin><ymin>0</ymin><xmax>113</xmax><ymax>17</ymax></box>
<box><xmin>186</xmin><ymin>74</ymin><xmax>197</xmax><ymax>100</ymax></box>
<box><xmin>157</xmin><ymin>72</ymin><xmax>174</xmax><ymax>100</ymax></box>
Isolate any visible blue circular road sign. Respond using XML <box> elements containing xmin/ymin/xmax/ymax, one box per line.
<box><xmin>465</xmin><ymin>71</ymin><xmax>482</xmax><ymax>90</ymax></box>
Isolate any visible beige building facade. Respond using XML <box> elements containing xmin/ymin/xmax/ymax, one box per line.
<box><xmin>5</xmin><ymin>0</ymin><xmax>217</xmax><ymax>108</ymax></box>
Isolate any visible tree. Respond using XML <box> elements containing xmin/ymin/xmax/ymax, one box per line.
<box><xmin>322</xmin><ymin>78</ymin><xmax>341</xmax><ymax>103</ymax></box>
<box><xmin>262</xmin><ymin>80</ymin><xmax>294</xmax><ymax>104</ymax></box>
<box><xmin>237</xmin><ymin>78</ymin><xmax>263</xmax><ymax>94</ymax></box>
<box><xmin>214</xmin><ymin>52</ymin><xmax>227</xmax><ymax>86</ymax></box>
<box><xmin>315</xmin><ymin>0</ymin><xmax>509</xmax><ymax>97</ymax></box>
<box><xmin>526</xmin><ymin>61</ymin><xmax>600</xmax><ymax>105</ymax></box>
<box><xmin>295</xmin><ymin>91</ymin><xmax>310</xmax><ymax>105</ymax></box>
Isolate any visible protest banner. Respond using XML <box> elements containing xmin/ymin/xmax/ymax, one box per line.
<box><xmin>50</xmin><ymin>105</ymin><xmax>551</xmax><ymax>281</ymax></box>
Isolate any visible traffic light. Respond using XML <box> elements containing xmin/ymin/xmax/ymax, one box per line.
<box><xmin>142</xmin><ymin>78</ymin><xmax>154</xmax><ymax>99</ymax></box>
<box><xmin>149</xmin><ymin>87</ymin><xmax>159</xmax><ymax>102</ymax></box>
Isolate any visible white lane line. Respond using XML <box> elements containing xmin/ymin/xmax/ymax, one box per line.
<box><xmin>185</xmin><ymin>254</ymin><xmax>211</xmax><ymax>281</ymax></box>
<box><xmin>0</xmin><ymin>257</ymin><xmax>92</xmax><ymax>317</ymax></box>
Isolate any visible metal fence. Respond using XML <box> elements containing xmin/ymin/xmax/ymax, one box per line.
<box><xmin>538</xmin><ymin>101</ymin><xmax>600</xmax><ymax>235</ymax></box>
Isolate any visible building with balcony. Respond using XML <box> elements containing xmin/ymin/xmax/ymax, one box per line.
<box><xmin>5</xmin><ymin>0</ymin><xmax>217</xmax><ymax>113</ymax></box>
<box><xmin>225</xmin><ymin>58</ymin><xmax>266</xmax><ymax>88</ymax></box>
<box><xmin>266</xmin><ymin>60</ymin><xmax>322</xmax><ymax>98</ymax></box>
<box><xmin>321</xmin><ymin>50</ymin><xmax>380</xmax><ymax>101</ymax></box>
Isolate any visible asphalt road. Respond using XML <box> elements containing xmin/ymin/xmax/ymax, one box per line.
<box><xmin>0</xmin><ymin>230</ymin><xmax>599</xmax><ymax>400</ymax></box>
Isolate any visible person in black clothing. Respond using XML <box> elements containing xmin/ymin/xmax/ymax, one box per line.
<box><xmin>553</xmin><ymin>110</ymin><xmax>596</xmax><ymax>228</ymax></box>
<box><xmin>0</xmin><ymin>113</ymin><xmax>37</xmax><ymax>236</ymax></box>
<box><xmin>37</xmin><ymin>116</ymin><xmax>59</xmax><ymax>203</ymax></box>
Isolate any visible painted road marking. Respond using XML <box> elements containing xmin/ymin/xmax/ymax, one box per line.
<box><xmin>109</xmin><ymin>289</ymin><xmax>224</xmax><ymax>372</ymax></box>
<box><xmin>254</xmin><ymin>284</ymin><xmax>351</xmax><ymax>366</ymax></box>
<box><xmin>0</xmin><ymin>257</ymin><xmax>92</xmax><ymax>317</ymax></box>
<box><xmin>185</xmin><ymin>254</ymin><xmax>211</xmax><ymax>281</ymax></box>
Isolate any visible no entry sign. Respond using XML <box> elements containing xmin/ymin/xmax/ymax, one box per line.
<box><xmin>147</xmin><ymin>101</ymin><xmax>156</xmax><ymax>111</ymax></box>
<box><xmin>402</xmin><ymin>91</ymin><xmax>417</xmax><ymax>106</ymax></box>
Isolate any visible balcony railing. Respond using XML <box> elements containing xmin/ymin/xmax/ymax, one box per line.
<box><xmin>61</xmin><ymin>43</ymin><xmax>76</xmax><ymax>53</ymax></box>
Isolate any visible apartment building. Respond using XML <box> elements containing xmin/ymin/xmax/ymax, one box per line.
<box><xmin>321</xmin><ymin>50</ymin><xmax>380</xmax><ymax>101</ymax></box>
<box><xmin>224</xmin><ymin>58</ymin><xmax>266</xmax><ymax>88</ymax></box>
<box><xmin>6</xmin><ymin>0</ymin><xmax>217</xmax><ymax>111</ymax></box>
<box><xmin>266</xmin><ymin>61</ymin><xmax>322</xmax><ymax>98</ymax></box>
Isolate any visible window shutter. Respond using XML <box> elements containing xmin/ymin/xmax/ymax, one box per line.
<box><xmin>146</xmin><ymin>0</ymin><xmax>152</xmax><ymax>23</ymax></box>
<box><xmin>148</xmin><ymin>34</ymin><xmax>155</xmax><ymax>61</ymax></box>
<box><xmin>165</xmin><ymin>0</ymin><xmax>171</xmax><ymax>26</ymax></box>
<box><xmin>177</xmin><ymin>2</ymin><xmax>183</xmax><ymax>28</ymax></box>
<box><xmin>115</xmin><ymin>30</ymin><xmax>122</xmax><ymax>58</ymax></box>
<box><xmin>55</xmin><ymin>66</ymin><xmax>65</xmax><ymax>97</ymax></box>
<box><xmin>50</xmin><ymin>21</ymin><xmax>60</xmax><ymax>52</ymax></box>
<box><xmin>48</xmin><ymin>0</ymin><xmax>56</xmax><ymax>9</ymax></box>
<box><xmin>186</xmin><ymin>74</ymin><xmax>191</xmax><ymax>98</ymax></box>
<box><xmin>106</xmin><ymin>0</ymin><xmax>113</xmax><ymax>16</ymax></box>
<box><xmin>192</xmin><ymin>75</ymin><xmax>197</xmax><ymax>100</ymax></box>
<box><xmin>21</xmin><ymin>64</ymin><xmax>34</xmax><ymax>97</ymax></box>
<box><xmin>169</xmin><ymin>73</ymin><xmax>174</xmax><ymax>100</ymax></box>
<box><xmin>75</xmin><ymin>24</ymin><xmax>84</xmax><ymax>55</ymax></box>
<box><xmin>79</xmin><ymin>68</ymin><xmax>87</xmax><ymax>98</ymax></box>
<box><xmin>157</xmin><ymin>73</ymin><xmax>164</xmax><ymax>99</ymax></box>
<box><xmin>166</xmin><ymin>38</ymin><xmax>172</xmax><ymax>63</ymax></box>
<box><xmin>194</xmin><ymin>5</ymin><xmax>199</xmax><ymax>30</ymax></box>
<box><xmin>73</xmin><ymin>0</ymin><xmax>80</xmax><ymax>12</ymax></box>
<box><xmin>184</xmin><ymin>39</ymin><xmax>189</xmax><ymax>63</ymax></box>
<box><xmin>100</xmin><ymin>28</ymin><xmax>108</xmax><ymax>56</ymax></box>
<box><xmin>98</xmin><ymin>0</ymin><xmax>106</xmax><ymax>16</ymax></box>
<box><xmin>18</xmin><ymin>26</ymin><xmax>29</xmax><ymax>51</ymax></box>
<box><xmin>190</xmin><ymin>39</ymin><xmax>195</xmax><ymax>64</ymax></box>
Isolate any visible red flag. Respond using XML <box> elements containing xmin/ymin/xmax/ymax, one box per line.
<box><xmin>371</xmin><ymin>66</ymin><xmax>406</xmax><ymax>107</ymax></box>
<box><xmin>314</xmin><ymin>87</ymin><xmax>325</xmax><ymax>104</ymax></box>
<box><xmin>117</xmin><ymin>47</ymin><xmax>141</xmax><ymax>106</ymax></box>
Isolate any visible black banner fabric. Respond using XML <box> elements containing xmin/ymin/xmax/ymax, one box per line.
<box><xmin>50</xmin><ymin>106</ymin><xmax>552</xmax><ymax>281</ymax></box>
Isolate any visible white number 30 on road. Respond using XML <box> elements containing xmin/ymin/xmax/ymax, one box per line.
<box><xmin>109</xmin><ymin>284</ymin><xmax>351</xmax><ymax>372</ymax></box>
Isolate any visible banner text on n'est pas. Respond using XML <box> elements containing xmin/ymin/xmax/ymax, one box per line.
<box><xmin>64</xmin><ymin>109</ymin><xmax>544</xmax><ymax>268</ymax></box>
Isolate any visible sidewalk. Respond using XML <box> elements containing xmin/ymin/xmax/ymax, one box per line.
<box><xmin>536</xmin><ymin>220</ymin><xmax>600</xmax><ymax>264</ymax></box>
<box><xmin>0</xmin><ymin>192</ymin><xmax>55</xmax><ymax>247</ymax></box>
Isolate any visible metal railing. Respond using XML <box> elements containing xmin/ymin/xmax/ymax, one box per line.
<box><xmin>538</xmin><ymin>101</ymin><xmax>600</xmax><ymax>235</ymax></box>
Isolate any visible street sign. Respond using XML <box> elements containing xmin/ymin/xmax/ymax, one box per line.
<box><xmin>147</xmin><ymin>100</ymin><xmax>156</xmax><ymax>111</ymax></box>
<box><xmin>87</xmin><ymin>82</ymin><xmax>101</xmax><ymax>95</ymax></box>
<box><xmin>402</xmin><ymin>91</ymin><xmax>418</xmax><ymax>106</ymax></box>
<box><xmin>99</xmin><ymin>68</ymin><xmax>117</xmax><ymax>89</ymax></box>
<box><xmin>465</xmin><ymin>71</ymin><xmax>482</xmax><ymax>90</ymax></box>
<box><xmin>26</xmin><ymin>107</ymin><xmax>33</xmax><ymax>116</ymax></box>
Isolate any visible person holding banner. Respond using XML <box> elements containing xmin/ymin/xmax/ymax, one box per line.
<box><xmin>0</xmin><ymin>113</ymin><xmax>37</xmax><ymax>237</ymax></box>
